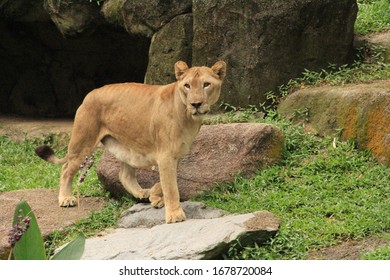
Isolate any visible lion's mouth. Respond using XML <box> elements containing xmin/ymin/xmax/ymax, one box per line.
<box><xmin>192</xmin><ymin>109</ymin><xmax>209</xmax><ymax>116</ymax></box>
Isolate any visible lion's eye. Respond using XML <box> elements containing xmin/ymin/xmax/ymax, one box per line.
<box><xmin>203</xmin><ymin>82</ymin><xmax>210</xmax><ymax>88</ymax></box>
<box><xmin>184</xmin><ymin>83</ymin><xmax>191</xmax><ymax>89</ymax></box>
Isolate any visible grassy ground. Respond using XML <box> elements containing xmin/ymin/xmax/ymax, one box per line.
<box><xmin>1</xmin><ymin>0</ymin><xmax>389</xmax><ymax>260</ymax></box>
<box><xmin>0</xmin><ymin>136</ymin><xmax>103</xmax><ymax>197</ymax></box>
<box><xmin>355</xmin><ymin>0</ymin><xmax>390</xmax><ymax>35</ymax></box>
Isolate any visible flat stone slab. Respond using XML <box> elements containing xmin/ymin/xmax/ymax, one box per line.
<box><xmin>0</xmin><ymin>189</ymin><xmax>105</xmax><ymax>259</ymax></box>
<box><xmin>278</xmin><ymin>81</ymin><xmax>390</xmax><ymax>165</ymax></box>
<box><xmin>81</xmin><ymin>202</ymin><xmax>280</xmax><ymax>260</ymax></box>
<box><xmin>97</xmin><ymin>123</ymin><xmax>284</xmax><ymax>200</ymax></box>
<box><xmin>119</xmin><ymin>201</ymin><xmax>226</xmax><ymax>228</ymax></box>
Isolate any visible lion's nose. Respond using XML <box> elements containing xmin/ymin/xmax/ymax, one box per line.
<box><xmin>191</xmin><ymin>102</ymin><xmax>203</xmax><ymax>109</ymax></box>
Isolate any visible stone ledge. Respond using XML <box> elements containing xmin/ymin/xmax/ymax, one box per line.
<box><xmin>278</xmin><ymin>81</ymin><xmax>390</xmax><ymax>165</ymax></box>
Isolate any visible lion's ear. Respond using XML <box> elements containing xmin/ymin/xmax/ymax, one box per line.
<box><xmin>211</xmin><ymin>61</ymin><xmax>227</xmax><ymax>80</ymax></box>
<box><xmin>175</xmin><ymin>61</ymin><xmax>189</xmax><ymax>80</ymax></box>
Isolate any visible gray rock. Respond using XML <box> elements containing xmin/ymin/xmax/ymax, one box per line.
<box><xmin>97</xmin><ymin>123</ymin><xmax>284</xmax><ymax>200</ymax></box>
<box><xmin>44</xmin><ymin>0</ymin><xmax>103</xmax><ymax>36</ymax></box>
<box><xmin>81</xmin><ymin>210</ymin><xmax>280</xmax><ymax>260</ymax></box>
<box><xmin>145</xmin><ymin>14</ymin><xmax>193</xmax><ymax>85</ymax></box>
<box><xmin>119</xmin><ymin>202</ymin><xmax>226</xmax><ymax>228</ymax></box>
<box><xmin>102</xmin><ymin>0</ymin><xmax>192</xmax><ymax>37</ymax></box>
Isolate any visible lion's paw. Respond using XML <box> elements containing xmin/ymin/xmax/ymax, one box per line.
<box><xmin>149</xmin><ymin>182</ymin><xmax>164</xmax><ymax>208</ymax></box>
<box><xmin>150</xmin><ymin>195</ymin><xmax>164</xmax><ymax>208</ymax></box>
<box><xmin>138</xmin><ymin>189</ymin><xmax>150</xmax><ymax>199</ymax></box>
<box><xmin>59</xmin><ymin>195</ymin><xmax>77</xmax><ymax>207</ymax></box>
<box><xmin>165</xmin><ymin>207</ymin><xmax>186</xmax><ymax>224</ymax></box>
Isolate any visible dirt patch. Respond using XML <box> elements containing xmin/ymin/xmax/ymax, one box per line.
<box><xmin>307</xmin><ymin>235</ymin><xmax>389</xmax><ymax>260</ymax></box>
<box><xmin>0</xmin><ymin>188</ymin><xmax>105</xmax><ymax>259</ymax></box>
<box><xmin>0</xmin><ymin>115</ymin><xmax>73</xmax><ymax>141</ymax></box>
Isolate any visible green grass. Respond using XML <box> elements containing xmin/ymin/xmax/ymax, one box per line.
<box><xmin>0</xmin><ymin>136</ymin><xmax>104</xmax><ymax>197</ymax></box>
<box><xmin>0</xmin><ymin>136</ymin><xmax>61</xmax><ymax>192</ymax></box>
<box><xmin>355</xmin><ymin>0</ymin><xmax>390</xmax><ymax>35</ymax></box>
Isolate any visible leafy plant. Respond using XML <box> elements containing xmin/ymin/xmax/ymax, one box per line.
<box><xmin>8</xmin><ymin>199</ymin><xmax>85</xmax><ymax>260</ymax></box>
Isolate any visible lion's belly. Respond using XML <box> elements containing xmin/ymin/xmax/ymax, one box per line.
<box><xmin>102</xmin><ymin>136</ymin><xmax>156</xmax><ymax>168</ymax></box>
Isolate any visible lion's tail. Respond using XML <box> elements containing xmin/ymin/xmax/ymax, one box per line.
<box><xmin>35</xmin><ymin>145</ymin><xmax>67</xmax><ymax>165</ymax></box>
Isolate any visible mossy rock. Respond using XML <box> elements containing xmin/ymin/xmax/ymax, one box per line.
<box><xmin>278</xmin><ymin>81</ymin><xmax>390</xmax><ymax>165</ymax></box>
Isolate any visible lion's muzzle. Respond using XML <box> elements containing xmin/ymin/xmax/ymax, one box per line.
<box><xmin>190</xmin><ymin>102</ymin><xmax>210</xmax><ymax>116</ymax></box>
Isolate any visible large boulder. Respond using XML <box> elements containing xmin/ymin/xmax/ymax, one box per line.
<box><xmin>97</xmin><ymin>123</ymin><xmax>284</xmax><ymax>200</ymax></box>
<box><xmin>104</xmin><ymin>0</ymin><xmax>358</xmax><ymax>106</ymax></box>
<box><xmin>278</xmin><ymin>81</ymin><xmax>390</xmax><ymax>165</ymax></box>
<box><xmin>191</xmin><ymin>0</ymin><xmax>357</xmax><ymax>107</ymax></box>
<box><xmin>142</xmin><ymin>0</ymin><xmax>357</xmax><ymax>107</ymax></box>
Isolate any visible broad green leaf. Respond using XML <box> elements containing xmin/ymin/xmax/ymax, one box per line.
<box><xmin>12</xmin><ymin>199</ymin><xmax>46</xmax><ymax>260</ymax></box>
<box><xmin>51</xmin><ymin>234</ymin><xmax>85</xmax><ymax>260</ymax></box>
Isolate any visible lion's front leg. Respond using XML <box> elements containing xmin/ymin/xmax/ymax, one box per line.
<box><xmin>157</xmin><ymin>157</ymin><xmax>186</xmax><ymax>223</ymax></box>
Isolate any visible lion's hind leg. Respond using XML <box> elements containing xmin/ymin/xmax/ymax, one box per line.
<box><xmin>60</xmin><ymin>107</ymin><xmax>102</xmax><ymax>207</ymax></box>
<box><xmin>60</xmin><ymin>145</ymin><xmax>98</xmax><ymax>207</ymax></box>
<box><xmin>149</xmin><ymin>182</ymin><xmax>164</xmax><ymax>208</ymax></box>
<box><xmin>59</xmin><ymin>158</ymin><xmax>81</xmax><ymax>207</ymax></box>
<box><xmin>119</xmin><ymin>162</ymin><xmax>150</xmax><ymax>200</ymax></box>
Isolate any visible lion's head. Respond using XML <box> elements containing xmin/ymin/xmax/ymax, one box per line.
<box><xmin>175</xmin><ymin>61</ymin><xmax>227</xmax><ymax>119</ymax></box>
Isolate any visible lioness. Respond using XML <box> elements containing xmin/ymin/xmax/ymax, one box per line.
<box><xmin>35</xmin><ymin>61</ymin><xmax>226</xmax><ymax>223</ymax></box>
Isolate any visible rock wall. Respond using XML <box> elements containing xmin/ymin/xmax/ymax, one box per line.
<box><xmin>0</xmin><ymin>0</ymin><xmax>357</xmax><ymax>117</ymax></box>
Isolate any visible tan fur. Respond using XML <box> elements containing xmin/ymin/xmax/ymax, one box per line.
<box><xmin>37</xmin><ymin>61</ymin><xmax>226</xmax><ymax>223</ymax></box>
